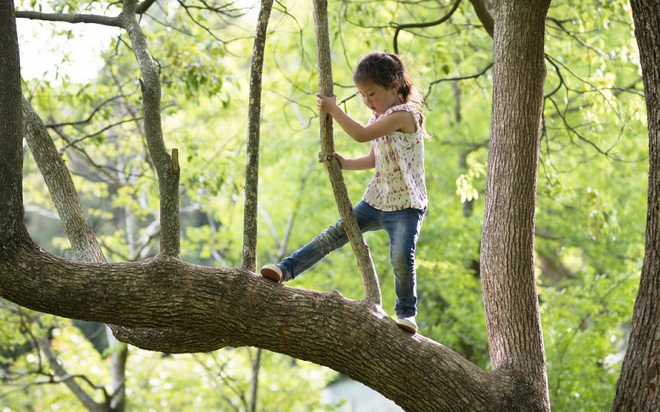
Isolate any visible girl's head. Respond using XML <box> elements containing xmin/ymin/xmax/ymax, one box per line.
<box><xmin>353</xmin><ymin>52</ymin><xmax>419</xmax><ymax>107</ymax></box>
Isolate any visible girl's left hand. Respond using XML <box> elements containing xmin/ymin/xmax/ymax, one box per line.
<box><xmin>316</xmin><ymin>92</ymin><xmax>338</xmax><ymax>115</ymax></box>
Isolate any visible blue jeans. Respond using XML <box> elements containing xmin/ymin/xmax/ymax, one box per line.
<box><xmin>278</xmin><ymin>201</ymin><xmax>426</xmax><ymax>318</ymax></box>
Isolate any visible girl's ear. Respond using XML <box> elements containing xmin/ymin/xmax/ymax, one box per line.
<box><xmin>391</xmin><ymin>80</ymin><xmax>400</xmax><ymax>92</ymax></box>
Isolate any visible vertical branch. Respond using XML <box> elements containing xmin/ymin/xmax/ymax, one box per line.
<box><xmin>242</xmin><ymin>0</ymin><xmax>274</xmax><ymax>272</ymax></box>
<box><xmin>119</xmin><ymin>0</ymin><xmax>180</xmax><ymax>257</ymax></box>
<box><xmin>312</xmin><ymin>0</ymin><xmax>381</xmax><ymax>305</ymax></box>
<box><xmin>0</xmin><ymin>0</ymin><xmax>25</xmax><ymax>239</ymax></box>
<box><xmin>242</xmin><ymin>3</ymin><xmax>274</xmax><ymax>411</ymax></box>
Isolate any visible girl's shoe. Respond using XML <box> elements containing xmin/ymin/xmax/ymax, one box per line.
<box><xmin>260</xmin><ymin>264</ymin><xmax>283</xmax><ymax>282</ymax></box>
<box><xmin>396</xmin><ymin>317</ymin><xmax>418</xmax><ymax>334</ymax></box>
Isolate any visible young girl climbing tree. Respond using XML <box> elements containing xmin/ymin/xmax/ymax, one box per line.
<box><xmin>261</xmin><ymin>52</ymin><xmax>429</xmax><ymax>334</ymax></box>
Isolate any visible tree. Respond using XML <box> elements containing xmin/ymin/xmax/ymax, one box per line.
<box><xmin>612</xmin><ymin>0</ymin><xmax>660</xmax><ymax>409</ymax></box>
<box><xmin>1</xmin><ymin>0</ymin><xmax>658</xmax><ymax>411</ymax></box>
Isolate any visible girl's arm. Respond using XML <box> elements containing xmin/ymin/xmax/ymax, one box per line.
<box><xmin>317</xmin><ymin>93</ymin><xmax>414</xmax><ymax>143</ymax></box>
<box><xmin>334</xmin><ymin>145</ymin><xmax>375</xmax><ymax>170</ymax></box>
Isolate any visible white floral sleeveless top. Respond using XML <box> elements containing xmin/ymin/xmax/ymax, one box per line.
<box><xmin>362</xmin><ymin>104</ymin><xmax>428</xmax><ymax>211</ymax></box>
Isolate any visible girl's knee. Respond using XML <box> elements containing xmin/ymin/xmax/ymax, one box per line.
<box><xmin>390</xmin><ymin>252</ymin><xmax>414</xmax><ymax>277</ymax></box>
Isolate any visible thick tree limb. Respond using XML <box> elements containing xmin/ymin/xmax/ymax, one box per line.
<box><xmin>313</xmin><ymin>0</ymin><xmax>382</xmax><ymax>306</ymax></box>
<box><xmin>1</xmin><ymin>237</ymin><xmax>530</xmax><ymax>411</ymax></box>
<box><xmin>0</xmin><ymin>0</ymin><xmax>24</xmax><ymax>238</ymax></box>
<box><xmin>480</xmin><ymin>0</ymin><xmax>551</xmax><ymax>409</ymax></box>
<box><xmin>613</xmin><ymin>0</ymin><xmax>660</xmax><ymax>409</ymax></box>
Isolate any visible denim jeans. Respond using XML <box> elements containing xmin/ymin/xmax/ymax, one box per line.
<box><xmin>278</xmin><ymin>201</ymin><xmax>426</xmax><ymax>319</ymax></box>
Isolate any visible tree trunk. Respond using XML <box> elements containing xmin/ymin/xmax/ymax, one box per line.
<box><xmin>480</xmin><ymin>0</ymin><xmax>551</xmax><ymax>409</ymax></box>
<box><xmin>612</xmin><ymin>0</ymin><xmax>660</xmax><ymax>409</ymax></box>
<box><xmin>0</xmin><ymin>0</ymin><xmax>24</xmax><ymax>239</ymax></box>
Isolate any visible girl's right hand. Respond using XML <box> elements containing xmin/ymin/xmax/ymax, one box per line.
<box><xmin>332</xmin><ymin>152</ymin><xmax>346</xmax><ymax>169</ymax></box>
<box><xmin>316</xmin><ymin>93</ymin><xmax>338</xmax><ymax>115</ymax></box>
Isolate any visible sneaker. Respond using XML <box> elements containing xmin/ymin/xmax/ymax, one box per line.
<box><xmin>396</xmin><ymin>317</ymin><xmax>418</xmax><ymax>334</ymax></box>
<box><xmin>260</xmin><ymin>264</ymin><xmax>283</xmax><ymax>283</ymax></box>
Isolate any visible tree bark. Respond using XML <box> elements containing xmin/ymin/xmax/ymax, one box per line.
<box><xmin>612</xmin><ymin>0</ymin><xmax>660</xmax><ymax>410</ymax></box>
<box><xmin>480</xmin><ymin>0</ymin><xmax>551</xmax><ymax>409</ymax></box>
<box><xmin>0</xmin><ymin>0</ymin><xmax>24</xmax><ymax>239</ymax></box>
<box><xmin>313</xmin><ymin>0</ymin><xmax>382</xmax><ymax>305</ymax></box>
<box><xmin>119</xmin><ymin>0</ymin><xmax>180</xmax><ymax>257</ymax></box>
<box><xmin>22</xmin><ymin>98</ymin><xmax>107</xmax><ymax>263</ymax></box>
<box><xmin>242</xmin><ymin>0</ymin><xmax>274</xmax><ymax>272</ymax></box>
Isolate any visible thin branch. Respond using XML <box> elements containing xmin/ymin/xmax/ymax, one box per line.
<box><xmin>136</xmin><ymin>0</ymin><xmax>159</xmax><ymax>14</ymax></box>
<box><xmin>468</xmin><ymin>0</ymin><xmax>494</xmax><ymax>37</ymax></box>
<box><xmin>314</xmin><ymin>0</ymin><xmax>382</xmax><ymax>305</ymax></box>
<box><xmin>57</xmin><ymin>116</ymin><xmax>144</xmax><ymax>155</ymax></box>
<box><xmin>391</xmin><ymin>0</ymin><xmax>462</xmax><ymax>54</ymax></box>
<box><xmin>546</xmin><ymin>17</ymin><xmax>611</xmax><ymax>59</ymax></box>
<box><xmin>242</xmin><ymin>0</ymin><xmax>274</xmax><ymax>272</ymax></box>
<box><xmin>14</xmin><ymin>10</ymin><xmax>122</xmax><ymax>27</ymax></box>
<box><xmin>44</xmin><ymin>89</ymin><xmax>139</xmax><ymax>128</ymax></box>
<box><xmin>425</xmin><ymin>62</ymin><xmax>493</xmax><ymax>100</ymax></box>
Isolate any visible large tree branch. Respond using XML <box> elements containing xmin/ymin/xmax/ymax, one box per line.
<box><xmin>22</xmin><ymin>98</ymin><xmax>107</xmax><ymax>263</ymax></box>
<box><xmin>1</xmin><ymin>237</ymin><xmax>527</xmax><ymax>411</ymax></box>
<box><xmin>480</xmin><ymin>0</ymin><xmax>551</xmax><ymax>409</ymax></box>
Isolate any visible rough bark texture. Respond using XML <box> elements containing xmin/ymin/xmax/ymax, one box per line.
<box><xmin>119</xmin><ymin>0</ymin><xmax>180</xmax><ymax>256</ymax></box>
<box><xmin>313</xmin><ymin>0</ymin><xmax>381</xmax><ymax>305</ymax></box>
<box><xmin>22</xmin><ymin>98</ymin><xmax>107</xmax><ymax>263</ymax></box>
<box><xmin>0</xmin><ymin>0</ymin><xmax>23</xmax><ymax>238</ymax></box>
<box><xmin>480</xmin><ymin>0</ymin><xmax>551</xmax><ymax>409</ymax></box>
<box><xmin>612</xmin><ymin>0</ymin><xmax>660</xmax><ymax>410</ymax></box>
<box><xmin>2</xmin><ymin>237</ymin><xmax>526</xmax><ymax>411</ymax></box>
<box><xmin>242</xmin><ymin>0</ymin><xmax>274</xmax><ymax>272</ymax></box>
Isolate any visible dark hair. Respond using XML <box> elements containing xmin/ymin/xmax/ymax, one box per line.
<box><xmin>353</xmin><ymin>52</ymin><xmax>420</xmax><ymax>106</ymax></box>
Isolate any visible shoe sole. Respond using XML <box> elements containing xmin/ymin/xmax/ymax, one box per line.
<box><xmin>261</xmin><ymin>267</ymin><xmax>282</xmax><ymax>282</ymax></box>
<box><xmin>396</xmin><ymin>321</ymin><xmax>417</xmax><ymax>334</ymax></box>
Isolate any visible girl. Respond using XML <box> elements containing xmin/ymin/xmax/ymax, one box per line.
<box><xmin>261</xmin><ymin>52</ymin><xmax>428</xmax><ymax>334</ymax></box>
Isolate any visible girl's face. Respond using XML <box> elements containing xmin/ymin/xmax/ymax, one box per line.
<box><xmin>355</xmin><ymin>82</ymin><xmax>401</xmax><ymax>115</ymax></box>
